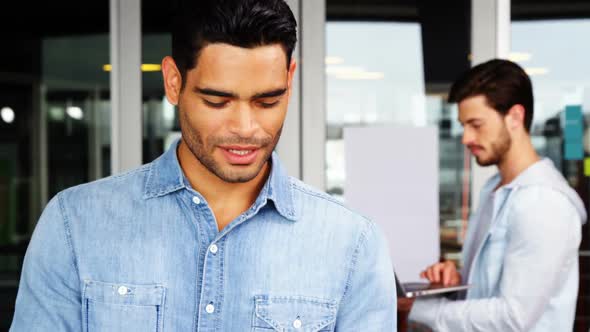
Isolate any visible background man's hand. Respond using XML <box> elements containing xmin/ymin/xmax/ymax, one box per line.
<box><xmin>420</xmin><ymin>260</ymin><xmax>461</xmax><ymax>286</ymax></box>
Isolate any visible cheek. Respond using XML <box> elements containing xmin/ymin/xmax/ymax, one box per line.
<box><xmin>258</xmin><ymin>109</ymin><xmax>287</xmax><ymax>134</ymax></box>
<box><xmin>483</xmin><ymin>129</ymin><xmax>503</xmax><ymax>146</ymax></box>
<box><xmin>182</xmin><ymin>109</ymin><xmax>222</xmax><ymax>143</ymax></box>
<box><xmin>477</xmin><ymin>127</ymin><xmax>493</xmax><ymax>141</ymax></box>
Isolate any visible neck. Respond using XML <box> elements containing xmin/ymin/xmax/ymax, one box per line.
<box><xmin>497</xmin><ymin>134</ymin><xmax>540</xmax><ymax>186</ymax></box>
<box><xmin>177</xmin><ymin>140</ymin><xmax>270</xmax><ymax>229</ymax></box>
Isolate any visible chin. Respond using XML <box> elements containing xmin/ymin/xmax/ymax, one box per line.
<box><xmin>224</xmin><ymin>171</ymin><xmax>262</xmax><ymax>183</ymax></box>
<box><xmin>225</xmin><ymin>163</ymin><xmax>265</xmax><ymax>182</ymax></box>
<box><xmin>475</xmin><ymin>157</ymin><xmax>497</xmax><ymax>167</ymax></box>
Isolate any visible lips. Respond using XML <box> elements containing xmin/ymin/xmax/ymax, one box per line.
<box><xmin>219</xmin><ymin>146</ymin><xmax>259</xmax><ymax>165</ymax></box>
<box><xmin>468</xmin><ymin>145</ymin><xmax>484</xmax><ymax>156</ymax></box>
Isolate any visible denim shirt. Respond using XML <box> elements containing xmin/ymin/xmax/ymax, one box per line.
<box><xmin>11</xmin><ymin>140</ymin><xmax>396</xmax><ymax>332</ymax></box>
<box><xmin>410</xmin><ymin>158</ymin><xmax>587</xmax><ymax>331</ymax></box>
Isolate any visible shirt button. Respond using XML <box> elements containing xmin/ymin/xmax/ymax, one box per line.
<box><xmin>192</xmin><ymin>196</ymin><xmax>201</xmax><ymax>204</ymax></box>
<box><xmin>205</xmin><ymin>303</ymin><xmax>215</xmax><ymax>314</ymax></box>
<box><xmin>117</xmin><ymin>286</ymin><xmax>128</xmax><ymax>295</ymax></box>
<box><xmin>209</xmin><ymin>244</ymin><xmax>218</xmax><ymax>254</ymax></box>
<box><xmin>293</xmin><ymin>318</ymin><xmax>302</xmax><ymax>329</ymax></box>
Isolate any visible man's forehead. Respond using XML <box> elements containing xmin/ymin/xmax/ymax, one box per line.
<box><xmin>458</xmin><ymin>108</ymin><xmax>504</xmax><ymax>128</ymax></box>
<box><xmin>187</xmin><ymin>47</ymin><xmax>288</xmax><ymax>91</ymax></box>
<box><xmin>459</xmin><ymin>108</ymin><xmax>487</xmax><ymax>122</ymax></box>
<box><xmin>197</xmin><ymin>43</ymin><xmax>288</xmax><ymax>67</ymax></box>
<box><xmin>190</xmin><ymin>46</ymin><xmax>288</xmax><ymax>78</ymax></box>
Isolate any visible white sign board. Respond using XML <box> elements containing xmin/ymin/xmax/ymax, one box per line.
<box><xmin>344</xmin><ymin>126</ymin><xmax>439</xmax><ymax>282</ymax></box>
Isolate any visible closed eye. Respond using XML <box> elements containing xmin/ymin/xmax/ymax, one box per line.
<box><xmin>203</xmin><ymin>99</ymin><xmax>228</xmax><ymax>108</ymax></box>
<box><xmin>258</xmin><ymin>100</ymin><xmax>280</xmax><ymax>108</ymax></box>
<box><xmin>466</xmin><ymin>120</ymin><xmax>483</xmax><ymax>129</ymax></box>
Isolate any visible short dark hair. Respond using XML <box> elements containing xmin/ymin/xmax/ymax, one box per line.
<box><xmin>448</xmin><ymin>59</ymin><xmax>534</xmax><ymax>132</ymax></box>
<box><xmin>171</xmin><ymin>0</ymin><xmax>297</xmax><ymax>87</ymax></box>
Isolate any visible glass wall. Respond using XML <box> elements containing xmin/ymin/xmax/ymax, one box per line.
<box><xmin>43</xmin><ymin>35</ymin><xmax>112</xmax><ymax>192</ymax></box>
<box><xmin>325</xmin><ymin>0</ymin><xmax>471</xmax><ymax>267</ymax></box>
<box><xmin>0</xmin><ymin>2</ymin><xmax>110</xmax><ymax>328</ymax></box>
<box><xmin>142</xmin><ymin>3</ymin><xmax>178</xmax><ymax>163</ymax></box>
<box><xmin>141</xmin><ymin>34</ymin><xmax>178</xmax><ymax>162</ymax></box>
<box><xmin>326</xmin><ymin>22</ymin><xmax>428</xmax><ymax>197</ymax></box>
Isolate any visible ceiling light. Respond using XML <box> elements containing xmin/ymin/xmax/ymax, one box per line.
<box><xmin>509</xmin><ymin>52</ymin><xmax>532</xmax><ymax>62</ymax></box>
<box><xmin>524</xmin><ymin>67</ymin><xmax>549</xmax><ymax>76</ymax></box>
<box><xmin>141</xmin><ymin>64</ymin><xmax>162</xmax><ymax>72</ymax></box>
<box><xmin>1</xmin><ymin>107</ymin><xmax>15</xmax><ymax>123</ymax></box>
<box><xmin>102</xmin><ymin>64</ymin><xmax>162</xmax><ymax>72</ymax></box>
<box><xmin>325</xmin><ymin>56</ymin><xmax>344</xmax><ymax>65</ymax></box>
<box><xmin>66</xmin><ymin>106</ymin><xmax>84</xmax><ymax>120</ymax></box>
<box><xmin>326</xmin><ymin>66</ymin><xmax>365</xmax><ymax>75</ymax></box>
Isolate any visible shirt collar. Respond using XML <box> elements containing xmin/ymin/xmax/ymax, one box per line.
<box><xmin>483</xmin><ymin>157</ymin><xmax>553</xmax><ymax>194</ymax></box>
<box><xmin>143</xmin><ymin>139</ymin><xmax>298</xmax><ymax>221</ymax></box>
<box><xmin>261</xmin><ymin>151</ymin><xmax>298</xmax><ymax>221</ymax></box>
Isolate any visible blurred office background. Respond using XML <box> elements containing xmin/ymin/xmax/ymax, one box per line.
<box><xmin>0</xmin><ymin>0</ymin><xmax>589</xmax><ymax>330</ymax></box>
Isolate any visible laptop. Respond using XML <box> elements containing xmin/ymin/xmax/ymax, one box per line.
<box><xmin>395</xmin><ymin>272</ymin><xmax>471</xmax><ymax>298</ymax></box>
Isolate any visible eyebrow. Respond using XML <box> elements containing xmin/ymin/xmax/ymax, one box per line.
<box><xmin>194</xmin><ymin>87</ymin><xmax>287</xmax><ymax>100</ymax></box>
<box><xmin>252</xmin><ymin>88</ymin><xmax>287</xmax><ymax>99</ymax></box>
<box><xmin>195</xmin><ymin>88</ymin><xmax>236</xmax><ymax>98</ymax></box>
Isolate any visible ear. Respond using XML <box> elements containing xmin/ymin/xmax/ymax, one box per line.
<box><xmin>162</xmin><ymin>56</ymin><xmax>182</xmax><ymax>105</ymax></box>
<box><xmin>505</xmin><ymin>104</ymin><xmax>526</xmax><ymax>131</ymax></box>
<box><xmin>286</xmin><ymin>59</ymin><xmax>297</xmax><ymax>98</ymax></box>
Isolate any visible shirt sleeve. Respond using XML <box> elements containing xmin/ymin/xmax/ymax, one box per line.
<box><xmin>10</xmin><ymin>194</ymin><xmax>82</xmax><ymax>331</ymax></box>
<box><xmin>335</xmin><ymin>220</ymin><xmax>397</xmax><ymax>331</ymax></box>
<box><xmin>409</xmin><ymin>186</ymin><xmax>582</xmax><ymax>331</ymax></box>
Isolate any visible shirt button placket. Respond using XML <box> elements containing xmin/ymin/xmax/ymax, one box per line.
<box><xmin>200</xmin><ymin>240</ymin><xmax>222</xmax><ymax>331</ymax></box>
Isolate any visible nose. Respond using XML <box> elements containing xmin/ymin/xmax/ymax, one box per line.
<box><xmin>461</xmin><ymin>127</ymin><xmax>474</xmax><ymax>146</ymax></box>
<box><xmin>229</xmin><ymin>102</ymin><xmax>258</xmax><ymax>138</ymax></box>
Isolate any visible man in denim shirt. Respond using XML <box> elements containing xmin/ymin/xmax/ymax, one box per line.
<box><xmin>10</xmin><ymin>1</ymin><xmax>396</xmax><ymax>331</ymax></box>
<box><xmin>407</xmin><ymin>60</ymin><xmax>587</xmax><ymax>331</ymax></box>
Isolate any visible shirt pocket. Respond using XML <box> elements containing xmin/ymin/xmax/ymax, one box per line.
<box><xmin>252</xmin><ymin>295</ymin><xmax>337</xmax><ymax>332</ymax></box>
<box><xmin>83</xmin><ymin>280</ymin><xmax>166</xmax><ymax>332</ymax></box>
